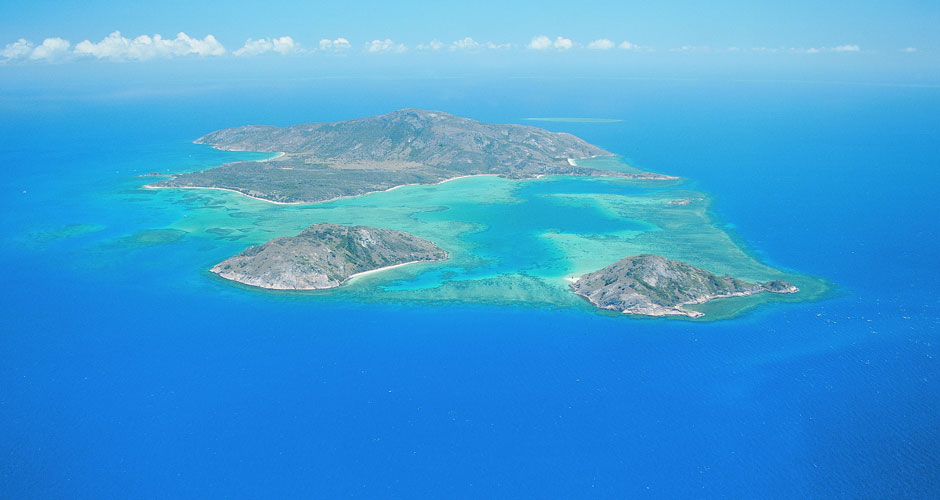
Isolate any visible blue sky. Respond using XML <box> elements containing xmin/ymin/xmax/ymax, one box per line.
<box><xmin>1</xmin><ymin>0</ymin><xmax>938</xmax><ymax>82</ymax></box>
<box><xmin>3</xmin><ymin>0</ymin><xmax>939</xmax><ymax>49</ymax></box>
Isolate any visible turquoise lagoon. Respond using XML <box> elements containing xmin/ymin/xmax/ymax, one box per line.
<box><xmin>124</xmin><ymin>152</ymin><xmax>827</xmax><ymax>319</ymax></box>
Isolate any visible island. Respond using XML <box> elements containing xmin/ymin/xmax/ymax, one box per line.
<box><xmin>210</xmin><ymin>223</ymin><xmax>449</xmax><ymax>290</ymax></box>
<box><xmin>569</xmin><ymin>254</ymin><xmax>799</xmax><ymax>318</ymax></box>
<box><xmin>148</xmin><ymin>108</ymin><xmax>675</xmax><ymax>204</ymax></box>
<box><xmin>141</xmin><ymin>108</ymin><xmax>824</xmax><ymax>319</ymax></box>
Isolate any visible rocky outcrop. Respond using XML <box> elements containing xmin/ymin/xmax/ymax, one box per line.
<box><xmin>211</xmin><ymin>223</ymin><xmax>448</xmax><ymax>290</ymax></box>
<box><xmin>570</xmin><ymin>254</ymin><xmax>798</xmax><ymax>318</ymax></box>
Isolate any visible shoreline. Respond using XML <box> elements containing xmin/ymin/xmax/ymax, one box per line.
<box><xmin>144</xmin><ymin>173</ymin><xmax>498</xmax><ymax>206</ymax></box>
<box><xmin>343</xmin><ymin>259</ymin><xmax>441</xmax><ymax>284</ymax></box>
<box><xmin>593</xmin><ymin>286</ymin><xmax>802</xmax><ymax>319</ymax></box>
<box><xmin>144</xmin><ymin>164</ymin><xmax>668</xmax><ymax>206</ymax></box>
<box><xmin>142</xmin><ymin>184</ymin><xmax>310</xmax><ymax>205</ymax></box>
<box><xmin>212</xmin><ymin>258</ymin><xmax>442</xmax><ymax>290</ymax></box>
<box><xmin>376</xmin><ymin>174</ymin><xmax>496</xmax><ymax>195</ymax></box>
<box><xmin>567</xmin><ymin>154</ymin><xmax>616</xmax><ymax>168</ymax></box>
<box><xmin>146</xmin><ymin>150</ymin><xmax>624</xmax><ymax>206</ymax></box>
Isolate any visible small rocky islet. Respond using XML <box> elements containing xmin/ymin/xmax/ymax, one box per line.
<box><xmin>211</xmin><ymin>223</ymin><xmax>448</xmax><ymax>290</ymax></box>
<box><xmin>569</xmin><ymin>254</ymin><xmax>798</xmax><ymax>318</ymax></box>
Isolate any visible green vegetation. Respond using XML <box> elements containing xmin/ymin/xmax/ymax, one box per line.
<box><xmin>151</xmin><ymin>109</ymin><xmax>673</xmax><ymax>203</ymax></box>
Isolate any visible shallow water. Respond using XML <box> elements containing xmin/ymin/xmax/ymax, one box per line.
<box><xmin>100</xmin><ymin>154</ymin><xmax>822</xmax><ymax>318</ymax></box>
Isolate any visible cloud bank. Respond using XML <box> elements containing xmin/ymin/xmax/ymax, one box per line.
<box><xmin>587</xmin><ymin>39</ymin><xmax>615</xmax><ymax>50</ymax></box>
<box><xmin>528</xmin><ymin>35</ymin><xmax>575</xmax><ymax>50</ymax></box>
<box><xmin>366</xmin><ymin>39</ymin><xmax>407</xmax><ymax>53</ymax></box>
<box><xmin>416</xmin><ymin>37</ymin><xmax>511</xmax><ymax>51</ymax></box>
<box><xmin>72</xmin><ymin>31</ymin><xmax>225</xmax><ymax>60</ymax></box>
<box><xmin>0</xmin><ymin>31</ymin><xmax>878</xmax><ymax>65</ymax></box>
<box><xmin>319</xmin><ymin>38</ymin><xmax>351</xmax><ymax>51</ymax></box>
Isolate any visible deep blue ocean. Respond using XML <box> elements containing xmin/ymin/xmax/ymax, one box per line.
<box><xmin>1</xmin><ymin>76</ymin><xmax>938</xmax><ymax>498</ymax></box>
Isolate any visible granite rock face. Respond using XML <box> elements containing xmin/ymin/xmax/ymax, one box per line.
<box><xmin>570</xmin><ymin>254</ymin><xmax>798</xmax><ymax>318</ymax></box>
<box><xmin>211</xmin><ymin>223</ymin><xmax>448</xmax><ymax>290</ymax></box>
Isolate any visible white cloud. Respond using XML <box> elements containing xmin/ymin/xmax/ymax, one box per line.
<box><xmin>454</xmin><ymin>38</ymin><xmax>511</xmax><ymax>51</ymax></box>
<box><xmin>74</xmin><ymin>31</ymin><xmax>225</xmax><ymax>60</ymax></box>
<box><xmin>452</xmin><ymin>37</ymin><xmax>480</xmax><ymax>51</ymax></box>
<box><xmin>528</xmin><ymin>35</ymin><xmax>574</xmax><ymax>50</ymax></box>
<box><xmin>1</xmin><ymin>38</ymin><xmax>33</xmax><ymax>60</ymax></box>
<box><xmin>270</xmin><ymin>36</ymin><xmax>297</xmax><ymax>54</ymax></box>
<box><xmin>233</xmin><ymin>36</ymin><xmax>297</xmax><ymax>56</ymax></box>
<box><xmin>170</xmin><ymin>33</ymin><xmax>225</xmax><ymax>56</ymax></box>
<box><xmin>587</xmin><ymin>39</ymin><xmax>614</xmax><ymax>50</ymax></box>
<box><xmin>900</xmin><ymin>47</ymin><xmax>917</xmax><ymax>53</ymax></box>
<box><xmin>528</xmin><ymin>35</ymin><xmax>552</xmax><ymax>50</ymax></box>
<box><xmin>318</xmin><ymin>38</ymin><xmax>351</xmax><ymax>51</ymax></box>
<box><xmin>833</xmin><ymin>44</ymin><xmax>860</xmax><ymax>52</ymax></box>
<box><xmin>366</xmin><ymin>38</ymin><xmax>406</xmax><ymax>53</ymax></box>
<box><xmin>74</xmin><ymin>32</ymin><xmax>129</xmax><ymax>59</ymax></box>
<box><xmin>618</xmin><ymin>41</ymin><xmax>655</xmax><ymax>51</ymax></box>
<box><xmin>553</xmin><ymin>36</ymin><xmax>574</xmax><ymax>50</ymax></box>
<box><xmin>30</xmin><ymin>37</ymin><xmax>71</xmax><ymax>60</ymax></box>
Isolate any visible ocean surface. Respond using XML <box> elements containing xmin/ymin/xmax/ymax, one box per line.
<box><xmin>1</xmin><ymin>77</ymin><xmax>938</xmax><ymax>498</ymax></box>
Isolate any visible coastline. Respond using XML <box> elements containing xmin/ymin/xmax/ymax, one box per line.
<box><xmin>567</xmin><ymin>154</ymin><xmax>614</xmax><ymax>167</ymax></box>
<box><xmin>343</xmin><ymin>259</ymin><xmax>441</xmax><ymax>284</ymax></box>
<box><xmin>377</xmin><ymin>174</ymin><xmax>497</xmax><ymax>195</ymax></box>
<box><xmin>142</xmin><ymin>184</ymin><xmax>310</xmax><ymax>205</ymax></box>
<box><xmin>144</xmin><ymin>173</ymin><xmax>498</xmax><ymax>206</ymax></box>
<box><xmin>590</xmin><ymin>286</ymin><xmax>802</xmax><ymax>319</ymax></box>
<box><xmin>146</xmin><ymin>149</ymin><xmax>619</xmax><ymax>206</ymax></box>
<box><xmin>213</xmin><ymin>255</ymin><xmax>448</xmax><ymax>291</ymax></box>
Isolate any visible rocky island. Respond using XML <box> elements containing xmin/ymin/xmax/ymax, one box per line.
<box><xmin>570</xmin><ymin>254</ymin><xmax>798</xmax><ymax>318</ymax></box>
<box><xmin>211</xmin><ymin>223</ymin><xmax>448</xmax><ymax>290</ymax></box>
<box><xmin>149</xmin><ymin>109</ymin><xmax>675</xmax><ymax>203</ymax></box>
